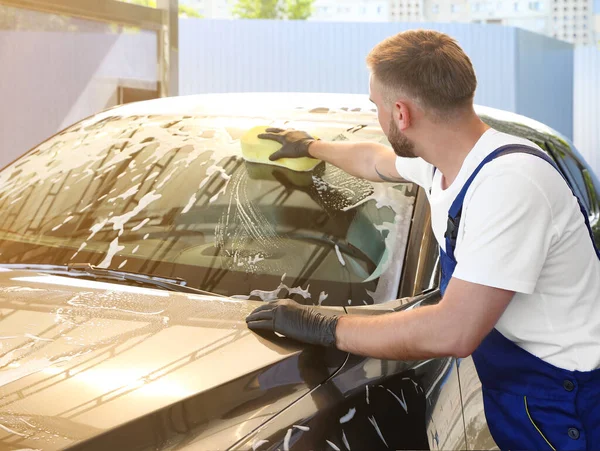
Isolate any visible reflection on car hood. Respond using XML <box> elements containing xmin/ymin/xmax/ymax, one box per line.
<box><xmin>0</xmin><ymin>268</ymin><xmax>344</xmax><ymax>450</ymax></box>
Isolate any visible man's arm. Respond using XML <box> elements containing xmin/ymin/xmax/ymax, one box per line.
<box><xmin>257</xmin><ymin>128</ymin><xmax>405</xmax><ymax>183</ymax></box>
<box><xmin>335</xmin><ymin>278</ymin><xmax>514</xmax><ymax>360</ymax></box>
<box><xmin>309</xmin><ymin>140</ymin><xmax>406</xmax><ymax>183</ymax></box>
<box><xmin>247</xmin><ymin>277</ymin><xmax>514</xmax><ymax>360</ymax></box>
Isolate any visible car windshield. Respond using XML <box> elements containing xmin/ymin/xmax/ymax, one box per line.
<box><xmin>0</xmin><ymin>112</ymin><xmax>416</xmax><ymax>306</ymax></box>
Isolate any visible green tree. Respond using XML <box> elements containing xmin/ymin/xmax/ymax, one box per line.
<box><xmin>232</xmin><ymin>0</ymin><xmax>314</xmax><ymax>19</ymax></box>
<box><xmin>232</xmin><ymin>0</ymin><xmax>282</xmax><ymax>19</ymax></box>
<box><xmin>285</xmin><ymin>0</ymin><xmax>314</xmax><ymax>20</ymax></box>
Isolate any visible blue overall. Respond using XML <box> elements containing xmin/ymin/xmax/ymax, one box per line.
<box><xmin>438</xmin><ymin>144</ymin><xmax>600</xmax><ymax>450</ymax></box>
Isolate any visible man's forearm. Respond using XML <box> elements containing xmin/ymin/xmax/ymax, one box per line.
<box><xmin>309</xmin><ymin>140</ymin><xmax>396</xmax><ymax>182</ymax></box>
<box><xmin>335</xmin><ymin>304</ymin><xmax>463</xmax><ymax>360</ymax></box>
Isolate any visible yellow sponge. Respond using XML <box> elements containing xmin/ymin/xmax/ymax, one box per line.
<box><xmin>240</xmin><ymin>126</ymin><xmax>322</xmax><ymax>172</ymax></box>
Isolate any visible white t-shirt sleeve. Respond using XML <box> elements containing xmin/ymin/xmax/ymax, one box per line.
<box><xmin>453</xmin><ymin>171</ymin><xmax>559</xmax><ymax>294</ymax></box>
<box><xmin>394</xmin><ymin>156</ymin><xmax>435</xmax><ymax>190</ymax></box>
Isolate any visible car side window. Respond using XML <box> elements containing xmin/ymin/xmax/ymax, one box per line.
<box><xmin>544</xmin><ymin>141</ymin><xmax>590</xmax><ymax>209</ymax></box>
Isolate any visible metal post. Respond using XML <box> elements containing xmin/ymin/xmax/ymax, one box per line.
<box><xmin>157</xmin><ymin>0</ymin><xmax>179</xmax><ymax>98</ymax></box>
<box><xmin>0</xmin><ymin>0</ymin><xmax>163</xmax><ymax>30</ymax></box>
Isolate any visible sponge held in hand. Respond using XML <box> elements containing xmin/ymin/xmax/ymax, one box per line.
<box><xmin>240</xmin><ymin>126</ymin><xmax>322</xmax><ymax>172</ymax></box>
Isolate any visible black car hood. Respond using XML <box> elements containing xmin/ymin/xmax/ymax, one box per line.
<box><xmin>0</xmin><ymin>268</ymin><xmax>346</xmax><ymax>450</ymax></box>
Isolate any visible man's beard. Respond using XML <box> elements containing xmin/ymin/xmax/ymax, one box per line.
<box><xmin>388</xmin><ymin>119</ymin><xmax>417</xmax><ymax>158</ymax></box>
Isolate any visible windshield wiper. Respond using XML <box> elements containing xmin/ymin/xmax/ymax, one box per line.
<box><xmin>0</xmin><ymin>263</ymin><xmax>226</xmax><ymax>297</ymax></box>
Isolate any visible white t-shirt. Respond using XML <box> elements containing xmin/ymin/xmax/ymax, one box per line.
<box><xmin>395</xmin><ymin>128</ymin><xmax>600</xmax><ymax>371</ymax></box>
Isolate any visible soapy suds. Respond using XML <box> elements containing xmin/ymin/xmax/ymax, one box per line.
<box><xmin>283</xmin><ymin>428</ymin><xmax>292</xmax><ymax>451</ymax></box>
<box><xmin>318</xmin><ymin>291</ymin><xmax>328</xmax><ymax>305</ymax></box>
<box><xmin>368</xmin><ymin>416</ymin><xmax>389</xmax><ymax>448</ymax></box>
<box><xmin>248</xmin><ymin>255</ymin><xmax>264</xmax><ymax>265</ymax></box>
<box><xmin>237</xmin><ymin>279</ymin><xmax>312</xmax><ymax>302</ymax></box>
<box><xmin>288</xmin><ymin>284</ymin><xmax>311</xmax><ymax>299</ymax></box>
<box><xmin>24</xmin><ymin>334</ymin><xmax>53</xmax><ymax>342</ymax></box>
<box><xmin>19</xmin><ymin>418</ymin><xmax>36</xmax><ymax>428</ymax></box>
<box><xmin>97</xmin><ymin>238</ymin><xmax>125</xmax><ymax>269</ymax></box>
<box><xmin>340</xmin><ymin>407</ymin><xmax>356</xmax><ymax>424</ymax></box>
<box><xmin>342</xmin><ymin>430</ymin><xmax>351</xmax><ymax>450</ymax></box>
<box><xmin>80</xmin><ymin>203</ymin><xmax>93</xmax><ymax>213</ymax></box>
<box><xmin>387</xmin><ymin>388</ymin><xmax>408</xmax><ymax>413</ymax></box>
<box><xmin>334</xmin><ymin>245</ymin><xmax>346</xmax><ymax>266</ymax></box>
<box><xmin>131</xmin><ymin>218</ymin><xmax>150</xmax><ymax>232</ymax></box>
<box><xmin>156</xmin><ymin>167</ymin><xmax>179</xmax><ymax>190</ymax></box>
<box><xmin>108</xmin><ymin>192</ymin><xmax>161</xmax><ymax>236</ymax></box>
<box><xmin>67</xmin><ymin>294</ymin><xmax>165</xmax><ymax>316</ymax></box>
<box><xmin>252</xmin><ymin>439</ymin><xmax>269</xmax><ymax>450</ymax></box>
<box><xmin>0</xmin><ymin>422</ymin><xmax>25</xmax><ymax>437</ymax></box>
<box><xmin>182</xmin><ymin>194</ymin><xmax>197</xmax><ymax>214</ymax></box>
<box><xmin>70</xmin><ymin>242</ymin><xmax>87</xmax><ymax>260</ymax></box>
<box><xmin>108</xmin><ymin>184</ymin><xmax>140</xmax><ymax>203</ymax></box>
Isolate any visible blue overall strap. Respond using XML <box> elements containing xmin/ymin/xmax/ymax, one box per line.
<box><xmin>444</xmin><ymin>144</ymin><xmax>600</xmax><ymax>262</ymax></box>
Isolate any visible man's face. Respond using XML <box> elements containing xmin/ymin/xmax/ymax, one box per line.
<box><xmin>369</xmin><ymin>75</ymin><xmax>417</xmax><ymax>159</ymax></box>
<box><xmin>388</xmin><ymin>115</ymin><xmax>417</xmax><ymax>159</ymax></box>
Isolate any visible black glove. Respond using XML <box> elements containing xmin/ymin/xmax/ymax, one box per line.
<box><xmin>257</xmin><ymin>128</ymin><xmax>317</xmax><ymax>161</ymax></box>
<box><xmin>246</xmin><ymin>299</ymin><xmax>339</xmax><ymax>347</ymax></box>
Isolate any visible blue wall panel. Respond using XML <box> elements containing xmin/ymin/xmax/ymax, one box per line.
<box><xmin>179</xmin><ymin>19</ymin><xmax>576</xmax><ymax>143</ymax></box>
<box><xmin>574</xmin><ymin>46</ymin><xmax>600</xmax><ymax>176</ymax></box>
<box><xmin>515</xmin><ymin>29</ymin><xmax>574</xmax><ymax>139</ymax></box>
<box><xmin>180</xmin><ymin>19</ymin><xmax>517</xmax><ymax>112</ymax></box>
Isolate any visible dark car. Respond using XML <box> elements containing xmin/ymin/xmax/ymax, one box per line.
<box><xmin>0</xmin><ymin>93</ymin><xmax>598</xmax><ymax>451</ymax></box>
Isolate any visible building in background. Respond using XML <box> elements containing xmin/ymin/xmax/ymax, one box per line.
<box><xmin>310</xmin><ymin>0</ymin><xmax>389</xmax><ymax>21</ymax></box>
<box><xmin>179</xmin><ymin>0</ymin><xmax>598</xmax><ymax>45</ymax></box>
<box><xmin>390</xmin><ymin>0</ymin><xmax>596</xmax><ymax>45</ymax></box>
<box><xmin>594</xmin><ymin>0</ymin><xmax>600</xmax><ymax>43</ymax></box>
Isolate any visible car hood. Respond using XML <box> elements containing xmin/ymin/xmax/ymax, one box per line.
<box><xmin>0</xmin><ymin>268</ymin><xmax>346</xmax><ymax>450</ymax></box>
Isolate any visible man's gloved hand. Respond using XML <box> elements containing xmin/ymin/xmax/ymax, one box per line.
<box><xmin>246</xmin><ymin>299</ymin><xmax>339</xmax><ymax>347</ymax></box>
<box><xmin>257</xmin><ymin>128</ymin><xmax>318</xmax><ymax>161</ymax></box>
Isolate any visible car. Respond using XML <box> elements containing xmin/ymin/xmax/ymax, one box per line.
<box><xmin>0</xmin><ymin>93</ymin><xmax>598</xmax><ymax>451</ymax></box>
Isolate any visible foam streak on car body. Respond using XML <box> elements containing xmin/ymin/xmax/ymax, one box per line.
<box><xmin>0</xmin><ymin>422</ymin><xmax>25</xmax><ymax>437</ymax></box>
<box><xmin>334</xmin><ymin>245</ymin><xmax>346</xmax><ymax>267</ymax></box>
<box><xmin>368</xmin><ymin>416</ymin><xmax>389</xmax><ymax>448</ymax></box>
<box><xmin>318</xmin><ymin>291</ymin><xmax>329</xmax><ymax>305</ymax></box>
<box><xmin>342</xmin><ymin>430</ymin><xmax>351</xmax><ymax>450</ymax></box>
<box><xmin>251</xmin><ymin>439</ymin><xmax>269</xmax><ymax>450</ymax></box>
<box><xmin>339</xmin><ymin>407</ymin><xmax>356</xmax><ymax>423</ymax></box>
<box><xmin>387</xmin><ymin>388</ymin><xmax>408</xmax><ymax>413</ymax></box>
<box><xmin>283</xmin><ymin>428</ymin><xmax>292</xmax><ymax>451</ymax></box>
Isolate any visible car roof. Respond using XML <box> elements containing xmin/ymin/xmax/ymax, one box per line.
<box><xmin>89</xmin><ymin>92</ymin><xmax>565</xmax><ymax>141</ymax></box>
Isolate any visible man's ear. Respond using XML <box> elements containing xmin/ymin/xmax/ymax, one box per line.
<box><xmin>394</xmin><ymin>101</ymin><xmax>411</xmax><ymax>131</ymax></box>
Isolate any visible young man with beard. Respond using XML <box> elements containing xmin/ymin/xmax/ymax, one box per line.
<box><xmin>246</xmin><ymin>29</ymin><xmax>600</xmax><ymax>450</ymax></box>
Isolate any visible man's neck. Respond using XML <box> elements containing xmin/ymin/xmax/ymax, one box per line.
<box><xmin>418</xmin><ymin>117</ymin><xmax>490</xmax><ymax>188</ymax></box>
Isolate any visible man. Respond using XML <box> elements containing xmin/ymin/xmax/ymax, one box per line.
<box><xmin>246</xmin><ymin>30</ymin><xmax>600</xmax><ymax>450</ymax></box>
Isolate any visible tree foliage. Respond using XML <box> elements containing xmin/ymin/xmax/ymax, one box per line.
<box><xmin>232</xmin><ymin>0</ymin><xmax>315</xmax><ymax>19</ymax></box>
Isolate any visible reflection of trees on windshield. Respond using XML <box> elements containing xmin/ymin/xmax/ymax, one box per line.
<box><xmin>0</xmin><ymin>115</ymin><xmax>414</xmax><ymax>306</ymax></box>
